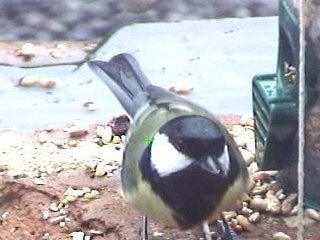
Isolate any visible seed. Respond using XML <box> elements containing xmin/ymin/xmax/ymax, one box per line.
<box><xmin>68</xmin><ymin>126</ymin><xmax>88</xmax><ymax>138</ymax></box>
<box><xmin>99</xmin><ymin>126</ymin><xmax>113</xmax><ymax>144</ymax></box>
<box><xmin>169</xmin><ymin>85</ymin><xmax>193</xmax><ymax>94</ymax></box>
<box><xmin>84</xmin><ymin>190</ymin><xmax>99</xmax><ymax>199</ymax></box>
<box><xmin>49</xmin><ymin>215</ymin><xmax>65</xmax><ymax>224</ymax></box>
<box><xmin>240</xmin><ymin>113</ymin><xmax>254</xmax><ymax>127</ymax></box>
<box><xmin>65</xmin><ymin>195</ymin><xmax>77</xmax><ymax>203</ymax></box>
<box><xmin>82</xmin><ymin>187</ymin><xmax>91</xmax><ymax>193</ymax></box>
<box><xmin>250</xmin><ymin>198</ymin><xmax>267</xmax><ymax>211</ymax></box>
<box><xmin>305</xmin><ymin>208</ymin><xmax>320</xmax><ymax>221</ymax></box>
<box><xmin>19</xmin><ymin>75</ymin><xmax>38</xmax><ymax>87</ymax></box>
<box><xmin>236</xmin><ymin>215</ymin><xmax>252</xmax><ymax>231</ymax></box>
<box><xmin>68</xmin><ymin>140</ymin><xmax>78</xmax><ymax>147</ymax></box>
<box><xmin>222</xmin><ymin>211</ymin><xmax>237</xmax><ymax>221</ymax></box>
<box><xmin>95</xmin><ymin>162</ymin><xmax>106</xmax><ymax>177</ymax></box>
<box><xmin>37</xmin><ymin>77</ymin><xmax>56</xmax><ymax>89</ymax></box>
<box><xmin>272</xmin><ymin>232</ymin><xmax>291</xmax><ymax>240</ymax></box>
<box><xmin>281</xmin><ymin>193</ymin><xmax>297</xmax><ymax>215</ymax></box>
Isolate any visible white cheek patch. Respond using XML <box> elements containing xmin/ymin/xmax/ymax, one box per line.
<box><xmin>150</xmin><ymin>133</ymin><xmax>193</xmax><ymax>177</ymax></box>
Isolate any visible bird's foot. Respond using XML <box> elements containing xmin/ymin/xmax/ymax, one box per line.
<box><xmin>217</xmin><ymin>218</ymin><xmax>239</xmax><ymax>240</ymax></box>
<box><xmin>139</xmin><ymin>215</ymin><xmax>148</xmax><ymax>240</ymax></box>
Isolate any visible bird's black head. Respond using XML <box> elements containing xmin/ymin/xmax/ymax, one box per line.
<box><xmin>159</xmin><ymin>115</ymin><xmax>226</xmax><ymax>159</ymax></box>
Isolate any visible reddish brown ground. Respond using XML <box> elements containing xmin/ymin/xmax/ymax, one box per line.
<box><xmin>1</xmin><ymin>169</ymin><xmax>320</xmax><ymax>240</ymax></box>
<box><xmin>0</xmin><ymin>115</ymin><xmax>319</xmax><ymax>240</ymax></box>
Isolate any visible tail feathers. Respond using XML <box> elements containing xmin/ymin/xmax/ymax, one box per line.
<box><xmin>88</xmin><ymin>54</ymin><xmax>151</xmax><ymax>117</ymax></box>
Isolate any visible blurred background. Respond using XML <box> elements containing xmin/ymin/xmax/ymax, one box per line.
<box><xmin>0</xmin><ymin>0</ymin><xmax>278</xmax><ymax>41</ymax></box>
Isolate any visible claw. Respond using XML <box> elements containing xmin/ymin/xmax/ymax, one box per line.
<box><xmin>217</xmin><ymin>218</ymin><xmax>239</xmax><ymax>240</ymax></box>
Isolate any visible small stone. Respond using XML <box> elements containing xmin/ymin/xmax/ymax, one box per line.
<box><xmin>241</xmin><ymin>206</ymin><xmax>253</xmax><ymax>215</ymax></box>
<box><xmin>248</xmin><ymin>212</ymin><xmax>261</xmax><ymax>223</ymax></box>
<box><xmin>16</xmin><ymin>42</ymin><xmax>36</xmax><ymax>59</ymax></box>
<box><xmin>1</xmin><ymin>211</ymin><xmax>9</xmax><ymax>219</ymax></box>
<box><xmin>33</xmin><ymin>177</ymin><xmax>47</xmax><ymax>185</ymax></box>
<box><xmin>41</xmin><ymin>210</ymin><xmax>50</xmax><ymax>220</ymax></box>
<box><xmin>59</xmin><ymin>221</ymin><xmax>66</xmax><ymax>227</ymax></box>
<box><xmin>43</xmin><ymin>232</ymin><xmax>50</xmax><ymax>238</ymax></box>
<box><xmin>272</xmin><ymin>232</ymin><xmax>292</xmax><ymax>240</ymax></box>
<box><xmin>69</xmin><ymin>231</ymin><xmax>85</xmax><ymax>240</ymax></box>
<box><xmin>95</xmin><ymin>162</ymin><xmax>106</xmax><ymax>177</ymax></box>
<box><xmin>49</xmin><ymin>203</ymin><xmax>59</xmax><ymax>212</ymax></box>
<box><xmin>278</xmin><ymin>193</ymin><xmax>286</xmax><ymax>201</ymax></box>
<box><xmin>84</xmin><ymin>236</ymin><xmax>91</xmax><ymax>240</ymax></box>
<box><xmin>112</xmin><ymin>136</ymin><xmax>121</xmax><ymax>144</ymax></box>
<box><xmin>69</xmin><ymin>126</ymin><xmax>88</xmax><ymax>137</ymax></box>
<box><xmin>84</xmin><ymin>190</ymin><xmax>99</xmax><ymax>199</ymax></box>
<box><xmin>49</xmin><ymin>215</ymin><xmax>65</xmax><ymax>224</ymax></box>
<box><xmin>305</xmin><ymin>208</ymin><xmax>320</xmax><ymax>221</ymax></box>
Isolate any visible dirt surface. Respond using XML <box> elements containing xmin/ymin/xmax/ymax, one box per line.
<box><xmin>0</xmin><ymin>116</ymin><xmax>320</xmax><ymax>240</ymax></box>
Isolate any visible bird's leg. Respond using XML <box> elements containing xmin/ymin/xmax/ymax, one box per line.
<box><xmin>139</xmin><ymin>215</ymin><xmax>148</xmax><ymax>240</ymax></box>
<box><xmin>216</xmin><ymin>215</ymin><xmax>239</xmax><ymax>240</ymax></box>
<box><xmin>202</xmin><ymin>221</ymin><xmax>213</xmax><ymax>240</ymax></box>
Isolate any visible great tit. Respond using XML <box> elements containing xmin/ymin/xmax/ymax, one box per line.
<box><xmin>88</xmin><ymin>53</ymin><xmax>249</xmax><ymax>238</ymax></box>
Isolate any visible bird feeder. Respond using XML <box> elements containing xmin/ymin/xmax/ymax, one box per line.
<box><xmin>253</xmin><ymin>0</ymin><xmax>320</xmax><ymax>209</ymax></box>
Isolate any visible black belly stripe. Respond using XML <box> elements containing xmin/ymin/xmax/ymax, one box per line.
<box><xmin>139</xmin><ymin>143</ymin><xmax>240</xmax><ymax>229</ymax></box>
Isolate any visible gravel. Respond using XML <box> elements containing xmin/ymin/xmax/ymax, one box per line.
<box><xmin>0</xmin><ymin>0</ymin><xmax>278</xmax><ymax>41</ymax></box>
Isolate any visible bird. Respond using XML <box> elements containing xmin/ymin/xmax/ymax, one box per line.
<box><xmin>88</xmin><ymin>53</ymin><xmax>249</xmax><ymax>240</ymax></box>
